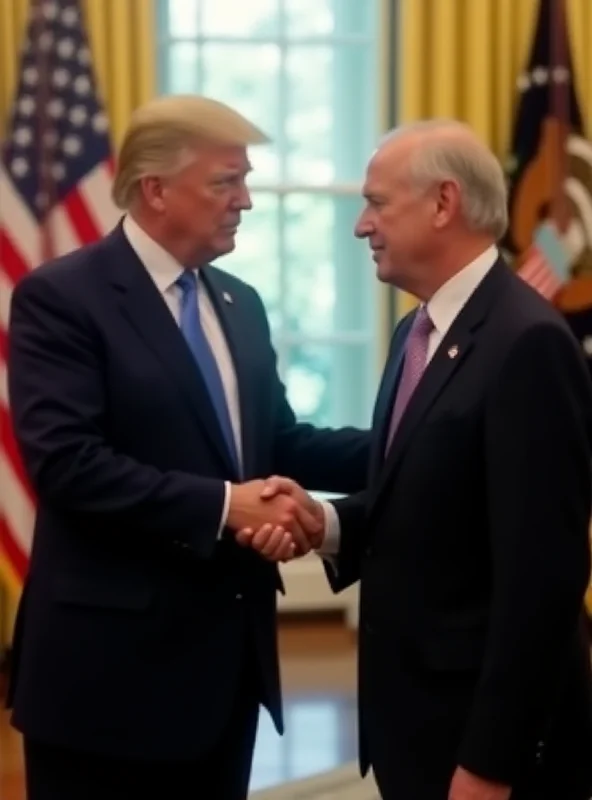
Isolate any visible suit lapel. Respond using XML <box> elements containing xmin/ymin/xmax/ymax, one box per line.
<box><xmin>368</xmin><ymin>314</ymin><xmax>413</xmax><ymax>482</ymax></box>
<box><xmin>368</xmin><ymin>259</ymin><xmax>511</xmax><ymax>514</ymax></box>
<box><xmin>103</xmin><ymin>226</ymin><xmax>239</xmax><ymax>477</ymax></box>
<box><xmin>200</xmin><ymin>268</ymin><xmax>256</xmax><ymax>479</ymax></box>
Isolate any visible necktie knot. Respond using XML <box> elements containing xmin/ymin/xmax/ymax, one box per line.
<box><xmin>409</xmin><ymin>304</ymin><xmax>433</xmax><ymax>341</ymax></box>
<box><xmin>176</xmin><ymin>269</ymin><xmax>197</xmax><ymax>295</ymax></box>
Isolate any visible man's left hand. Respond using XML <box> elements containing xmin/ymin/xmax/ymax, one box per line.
<box><xmin>449</xmin><ymin>767</ymin><xmax>511</xmax><ymax>800</ymax></box>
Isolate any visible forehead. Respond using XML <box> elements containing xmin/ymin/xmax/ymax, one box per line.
<box><xmin>363</xmin><ymin>145</ymin><xmax>408</xmax><ymax>195</ymax></box>
<box><xmin>202</xmin><ymin>143</ymin><xmax>251</xmax><ymax>172</ymax></box>
<box><xmin>180</xmin><ymin>144</ymin><xmax>252</xmax><ymax>179</ymax></box>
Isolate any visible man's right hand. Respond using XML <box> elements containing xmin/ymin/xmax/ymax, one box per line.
<box><xmin>227</xmin><ymin>479</ymin><xmax>322</xmax><ymax>556</ymax></box>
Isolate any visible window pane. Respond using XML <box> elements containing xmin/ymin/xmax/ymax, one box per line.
<box><xmin>201</xmin><ymin>0</ymin><xmax>280</xmax><ymax>37</ymax></box>
<box><xmin>287</xmin><ymin>702</ymin><xmax>339</xmax><ymax>779</ymax></box>
<box><xmin>166</xmin><ymin>0</ymin><xmax>200</xmax><ymax>37</ymax></box>
<box><xmin>284</xmin><ymin>342</ymin><xmax>376</xmax><ymax>428</ymax></box>
<box><xmin>285</xmin><ymin>46</ymin><xmax>332</xmax><ymax>184</ymax></box>
<box><xmin>164</xmin><ymin>42</ymin><xmax>201</xmax><ymax>93</ymax></box>
<box><xmin>200</xmin><ymin>44</ymin><xmax>280</xmax><ymax>183</ymax></box>
<box><xmin>285</xmin><ymin>0</ymin><xmax>374</xmax><ymax>37</ymax></box>
<box><xmin>284</xmin><ymin>193</ymin><xmax>373</xmax><ymax>336</ymax></box>
<box><xmin>218</xmin><ymin>192</ymin><xmax>281</xmax><ymax>329</ymax></box>
<box><xmin>285</xmin><ymin>45</ymin><xmax>377</xmax><ymax>183</ymax></box>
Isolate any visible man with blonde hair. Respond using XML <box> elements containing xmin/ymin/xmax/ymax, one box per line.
<box><xmin>5</xmin><ymin>94</ymin><xmax>368</xmax><ymax>799</ymax></box>
<box><xmin>247</xmin><ymin>120</ymin><xmax>592</xmax><ymax>799</ymax></box>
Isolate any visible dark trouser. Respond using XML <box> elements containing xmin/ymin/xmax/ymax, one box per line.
<box><xmin>23</xmin><ymin>673</ymin><xmax>260</xmax><ymax>800</ymax></box>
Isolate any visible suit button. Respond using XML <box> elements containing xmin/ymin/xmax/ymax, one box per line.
<box><xmin>235</xmin><ymin>593</ymin><xmax>243</xmax><ymax>600</ymax></box>
<box><xmin>363</xmin><ymin>621</ymin><xmax>374</xmax><ymax>635</ymax></box>
<box><xmin>365</xmin><ymin>546</ymin><xmax>373</xmax><ymax>557</ymax></box>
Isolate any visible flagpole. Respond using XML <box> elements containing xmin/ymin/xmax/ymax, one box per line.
<box><xmin>32</xmin><ymin>0</ymin><xmax>56</xmax><ymax>262</ymax></box>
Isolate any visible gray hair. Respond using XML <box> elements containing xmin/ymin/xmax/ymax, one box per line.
<box><xmin>382</xmin><ymin>119</ymin><xmax>508</xmax><ymax>240</ymax></box>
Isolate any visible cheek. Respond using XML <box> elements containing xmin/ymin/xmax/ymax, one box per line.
<box><xmin>204</xmin><ymin>195</ymin><xmax>231</xmax><ymax>223</ymax></box>
<box><xmin>167</xmin><ymin>189</ymin><xmax>204</xmax><ymax>223</ymax></box>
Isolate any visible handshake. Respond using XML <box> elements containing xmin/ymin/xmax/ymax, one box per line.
<box><xmin>227</xmin><ymin>476</ymin><xmax>325</xmax><ymax>562</ymax></box>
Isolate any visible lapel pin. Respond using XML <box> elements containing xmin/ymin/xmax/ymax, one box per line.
<box><xmin>447</xmin><ymin>345</ymin><xmax>459</xmax><ymax>359</ymax></box>
<box><xmin>223</xmin><ymin>292</ymin><xmax>233</xmax><ymax>304</ymax></box>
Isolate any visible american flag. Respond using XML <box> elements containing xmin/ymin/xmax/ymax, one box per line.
<box><xmin>0</xmin><ymin>0</ymin><xmax>119</xmax><ymax>597</ymax></box>
<box><xmin>503</xmin><ymin>0</ymin><xmax>581</xmax><ymax>303</ymax></box>
<box><xmin>516</xmin><ymin>220</ymin><xmax>570</xmax><ymax>301</ymax></box>
<box><xmin>516</xmin><ymin>249</ymin><xmax>563</xmax><ymax>300</ymax></box>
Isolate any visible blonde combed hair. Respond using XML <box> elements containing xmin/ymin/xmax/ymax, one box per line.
<box><xmin>112</xmin><ymin>94</ymin><xmax>270</xmax><ymax>209</ymax></box>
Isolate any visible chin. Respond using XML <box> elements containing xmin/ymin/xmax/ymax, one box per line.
<box><xmin>375</xmin><ymin>260</ymin><xmax>393</xmax><ymax>283</ymax></box>
<box><xmin>212</xmin><ymin>239</ymin><xmax>236</xmax><ymax>259</ymax></box>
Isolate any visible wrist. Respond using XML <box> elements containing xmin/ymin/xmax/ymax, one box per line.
<box><xmin>226</xmin><ymin>483</ymin><xmax>245</xmax><ymax>531</ymax></box>
<box><xmin>311</xmin><ymin>502</ymin><xmax>327</xmax><ymax>548</ymax></box>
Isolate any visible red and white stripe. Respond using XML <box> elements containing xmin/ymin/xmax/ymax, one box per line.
<box><xmin>0</xmin><ymin>160</ymin><xmax>118</xmax><ymax>592</ymax></box>
<box><xmin>516</xmin><ymin>243</ymin><xmax>564</xmax><ymax>301</ymax></box>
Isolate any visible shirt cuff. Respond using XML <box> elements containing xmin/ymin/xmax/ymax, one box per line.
<box><xmin>217</xmin><ymin>481</ymin><xmax>230</xmax><ymax>539</ymax></box>
<box><xmin>316</xmin><ymin>501</ymin><xmax>341</xmax><ymax>555</ymax></box>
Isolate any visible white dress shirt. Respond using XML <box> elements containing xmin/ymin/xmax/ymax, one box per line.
<box><xmin>122</xmin><ymin>214</ymin><xmax>239</xmax><ymax>535</ymax></box>
<box><xmin>319</xmin><ymin>245</ymin><xmax>499</xmax><ymax>556</ymax></box>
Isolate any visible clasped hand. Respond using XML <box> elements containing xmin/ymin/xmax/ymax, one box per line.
<box><xmin>227</xmin><ymin>476</ymin><xmax>323</xmax><ymax>562</ymax></box>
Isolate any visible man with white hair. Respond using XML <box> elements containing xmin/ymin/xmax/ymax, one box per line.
<box><xmin>251</xmin><ymin>121</ymin><xmax>592</xmax><ymax>799</ymax></box>
<box><xmin>5</xmin><ymin>94</ymin><xmax>369</xmax><ymax>799</ymax></box>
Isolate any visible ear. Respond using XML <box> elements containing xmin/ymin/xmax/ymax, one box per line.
<box><xmin>433</xmin><ymin>180</ymin><xmax>460</xmax><ymax>230</ymax></box>
<box><xmin>139</xmin><ymin>175</ymin><xmax>167</xmax><ymax>213</ymax></box>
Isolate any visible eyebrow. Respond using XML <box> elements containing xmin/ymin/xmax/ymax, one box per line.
<box><xmin>213</xmin><ymin>167</ymin><xmax>252</xmax><ymax>180</ymax></box>
<box><xmin>363</xmin><ymin>190</ymin><xmax>386</xmax><ymax>201</ymax></box>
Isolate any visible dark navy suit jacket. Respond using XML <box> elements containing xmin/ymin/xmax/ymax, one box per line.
<box><xmin>325</xmin><ymin>260</ymin><xmax>592</xmax><ymax>797</ymax></box>
<box><xmin>6</xmin><ymin>222</ymin><xmax>370</xmax><ymax>761</ymax></box>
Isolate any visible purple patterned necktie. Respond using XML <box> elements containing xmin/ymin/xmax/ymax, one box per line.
<box><xmin>385</xmin><ymin>305</ymin><xmax>434</xmax><ymax>453</ymax></box>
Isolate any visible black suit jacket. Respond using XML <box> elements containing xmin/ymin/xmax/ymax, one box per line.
<box><xmin>328</xmin><ymin>260</ymin><xmax>592</xmax><ymax>795</ymax></box>
<box><xmin>6</xmin><ymin>223</ymin><xmax>370</xmax><ymax>761</ymax></box>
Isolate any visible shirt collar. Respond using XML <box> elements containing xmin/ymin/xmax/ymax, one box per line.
<box><xmin>426</xmin><ymin>244</ymin><xmax>498</xmax><ymax>336</ymax></box>
<box><xmin>122</xmin><ymin>214</ymin><xmax>196</xmax><ymax>294</ymax></box>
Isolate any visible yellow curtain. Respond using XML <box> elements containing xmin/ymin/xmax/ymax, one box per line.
<box><xmin>396</xmin><ymin>0</ymin><xmax>592</xmax><ymax>318</ymax></box>
<box><xmin>0</xmin><ymin>0</ymin><xmax>156</xmax><ymax>649</ymax></box>
<box><xmin>0</xmin><ymin>0</ymin><xmax>156</xmax><ymax>144</ymax></box>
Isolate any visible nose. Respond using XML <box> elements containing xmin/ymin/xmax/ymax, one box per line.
<box><xmin>354</xmin><ymin>210</ymin><xmax>373</xmax><ymax>239</ymax></box>
<box><xmin>235</xmin><ymin>183</ymin><xmax>252</xmax><ymax>211</ymax></box>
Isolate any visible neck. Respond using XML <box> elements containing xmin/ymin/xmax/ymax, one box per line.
<box><xmin>412</xmin><ymin>234</ymin><xmax>495</xmax><ymax>301</ymax></box>
<box><xmin>128</xmin><ymin>208</ymin><xmax>207</xmax><ymax>266</ymax></box>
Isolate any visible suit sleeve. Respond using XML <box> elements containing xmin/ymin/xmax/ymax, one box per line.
<box><xmin>457</xmin><ymin>323</ymin><xmax>592</xmax><ymax>783</ymax></box>
<box><xmin>7</xmin><ymin>271</ymin><xmax>225</xmax><ymax>559</ymax></box>
<box><xmin>319</xmin><ymin>492</ymin><xmax>368</xmax><ymax>592</ymax></box>
<box><xmin>243</xmin><ymin>290</ymin><xmax>370</xmax><ymax>494</ymax></box>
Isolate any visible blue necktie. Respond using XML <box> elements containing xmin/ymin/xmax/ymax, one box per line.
<box><xmin>176</xmin><ymin>270</ymin><xmax>239</xmax><ymax>471</ymax></box>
